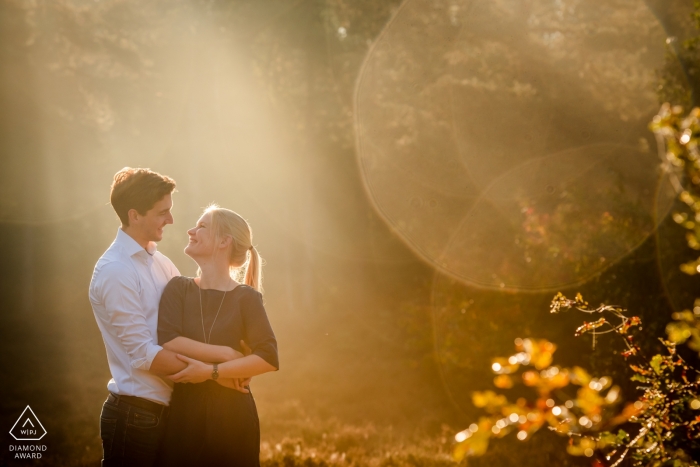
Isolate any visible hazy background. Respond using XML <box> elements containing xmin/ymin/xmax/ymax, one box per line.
<box><xmin>1</xmin><ymin>0</ymin><xmax>698</xmax><ymax>465</ymax></box>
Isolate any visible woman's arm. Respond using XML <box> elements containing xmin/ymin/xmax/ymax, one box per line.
<box><xmin>168</xmin><ymin>289</ymin><xmax>278</xmax><ymax>384</ymax></box>
<box><xmin>162</xmin><ymin>336</ymin><xmax>243</xmax><ymax>363</ymax></box>
<box><xmin>218</xmin><ymin>354</ymin><xmax>277</xmax><ymax>378</ymax></box>
<box><xmin>167</xmin><ymin>353</ymin><xmax>276</xmax><ymax>384</ymax></box>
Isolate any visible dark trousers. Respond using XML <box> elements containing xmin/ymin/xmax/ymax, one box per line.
<box><xmin>100</xmin><ymin>393</ymin><xmax>169</xmax><ymax>467</ymax></box>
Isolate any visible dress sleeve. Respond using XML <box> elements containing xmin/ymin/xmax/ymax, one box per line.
<box><xmin>240</xmin><ymin>289</ymin><xmax>279</xmax><ymax>370</ymax></box>
<box><xmin>158</xmin><ymin>276</ymin><xmax>187</xmax><ymax>345</ymax></box>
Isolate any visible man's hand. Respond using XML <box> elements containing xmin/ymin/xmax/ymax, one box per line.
<box><xmin>168</xmin><ymin>355</ymin><xmax>211</xmax><ymax>384</ymax></box>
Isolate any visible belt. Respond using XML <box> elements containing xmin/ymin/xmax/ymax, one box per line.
<box><xmin>107</xmin><ymin>392</ymin><xmax>168</xmax><ymax>415</ymax></box>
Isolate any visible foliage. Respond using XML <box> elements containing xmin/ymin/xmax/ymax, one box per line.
<box><xmin>259</xmin><ymin>401</ymin><xmax>456</xmax><ymax>467</ymax></box>
<box><xmin>651</xmin><ymin>104</ymin><xmax>700</xmax><ymax>356</ymax></box>
<box><xmin>453</xmin><ymin>98</ymin><xmax>700</xmax><ymax>466</ymax></box>
<box><xmin>450</xmin><ymin>1</ymin><xmax>700</xmax><ymax>453</ymax></box>
<box><xmin>260</xmin><ymin>431</ymin><xmax>455</xmax><ymax>467</ymax></box>
<box><xmin>452</xmin><ymin>103</ymin><xmax>700</xmax><ymax>465</ymax></box>
<box><xmin>451</xmin><ymin>333</ymin><xmax>633</xmax><ymax>462</ymax></box>
<box><xmin>551</xmin><ymin>294</ymin><xmax>700</xmax><ymax>466</ymax></box>
<box><xmin>656</xmin><ymin>0</ymin><xmax>700</xmax><ymax>108</ymax></box>
<box><xmin>453</xmin><ymin>291</ymin><xmax>700</xmax><ymax>465</ymax></box>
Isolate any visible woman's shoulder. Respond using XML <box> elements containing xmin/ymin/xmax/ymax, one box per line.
<box><xmin>165</xmin><ymin>275</ymin><xmax>194</xmax><ymax>290</ymax></box>
<box><xmin>159</xmin><ymin>276</ymin><xmax>193</xmax><ymax>308</ymax></box>
<box><xmin>234</xmin><ymin>284</ymin><xmax>263</xmax><ymax>301</ymax></box>
<box><xmin>234</xmin><ymin>283</ymin><xmax>256</xmax><ymax>294</ymax></box>
<box><xmin>169</xmin><ymin>275</ymin><xmax>194</xmax><ymax>283</ymax></box>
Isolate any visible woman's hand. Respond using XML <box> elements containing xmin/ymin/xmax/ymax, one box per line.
<box><xmin>224</xmin><ymin>347</ymin><xmax>245</xmax><ymax>361</ymax></box>
<box><xmin>237</xmin><ymin>340</ymin><xmax>253</xmax><ymax>389</ymax></box>
<box><xmin>215</xmin><ymin>377</ymin><xmax>250</xmax><ymax>393</ymax></box>
<box><xmin>217</xmin><ymin>340</ymin><xmax>251</xmax><ymax>362</ymax></box>
<box><xmin>168</xmin><ymin>354</ymin><xmax>212</xmax><ymax>383</ymax></box>
<box><xmin>215</xmin><ymin>341</ymin><xmax>253</xmax><ymax>391</ymax></box>
<box><xmin>215</xmin><ymin>340</ymin><xmax>253</xmax><ymax>391</ymax></box>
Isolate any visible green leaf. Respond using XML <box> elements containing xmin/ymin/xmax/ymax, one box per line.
<box><xmin>666</xmin><ymin>322</ymin><xmax>692</xmax><ymax>344</ymax></box>
<box><xmin>615</xmin><ymin>429</ymin><xmax>629</xmax><ymax>443</ymax></box>
<box><xmin>650</xmin><ymin>354</ymin><xmax>663</xmax><ymax>374</ymax></box>
<box><xmin>630</xmin><ymin>374</ymin><xmax>649</xmax><ymax>383</ymax></box>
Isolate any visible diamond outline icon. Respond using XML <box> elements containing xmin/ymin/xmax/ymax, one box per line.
<box><xmin>9</xmin><ymin>406</ymin><xmax>47</xmax><ymax>441</ymax></box>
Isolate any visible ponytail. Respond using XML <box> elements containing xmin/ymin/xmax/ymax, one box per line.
<box><xmin>205</xmin><ymin>204</ymin><xmax>264</xmax><ymax>294</ymax></box>
<box><xmin>244</xmin><ymin>246</ymin><xmax>263</xmax><ymax>293</ymax></box>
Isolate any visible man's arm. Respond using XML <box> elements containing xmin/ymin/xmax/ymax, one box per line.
<box><xmin>98</xmin><ymin>262</ymin><xmax>178</xmax><ymax>373</ymax></box>
<box><xmin>154</xmin><ymin>274</ymin><xmax>250</xmax><ymax>389</ymax></box>
<box><xmin>152</xmin><ymin>343</ymin><xmax>253</xmax><ymax>394</ymax></box>
<box><xmin>149</xmin><ymin>348</ymin><xmax>188</xmax><ymax>376</ymax></box>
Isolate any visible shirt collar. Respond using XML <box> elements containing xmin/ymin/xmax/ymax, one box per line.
<box><xmin>116</xmin><ymin>229</ymin><xmax>158</xmax><ymax>257</ymax></box>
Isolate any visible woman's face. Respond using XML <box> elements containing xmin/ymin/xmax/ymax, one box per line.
<box><xmin>184</xmin><ymin>212</ymin><xmax>218</xmax><ymax>259</ymax></box>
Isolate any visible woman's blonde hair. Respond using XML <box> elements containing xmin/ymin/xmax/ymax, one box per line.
<box><xmin>204</xmin><ymin>204</ymin><xmax>263</xmax><ymax>293</ymax></box>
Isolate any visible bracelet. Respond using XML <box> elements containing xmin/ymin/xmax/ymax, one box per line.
<box><xmin>212</xmin><ymin>363</ymin><xmax>219</xmax><ymax>381</ymax></box>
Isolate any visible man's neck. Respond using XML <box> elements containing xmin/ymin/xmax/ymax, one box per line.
<box><xmin>121</xmin><ymin>226</ymin><xmax>150</xmax><ymax>250</ymax></box>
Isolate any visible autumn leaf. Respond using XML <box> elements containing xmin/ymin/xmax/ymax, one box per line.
<box><xmin>494</xmin><ymin>375</ymin><xmax>514</xmax><ymax>389</ymax></box>
<box><xmin>574</xmin><ymin>318</ymin><xmax>607</xmax><ymax>336</ymax></box>
<box><xmin>472</xmin><ymin>391</ymin><xmax>508</xmax><ymax>413</ymax></box>
<box><xmin>570</xmin><ymin>366</ymin><xmax>591</xmax><ymax>385</ymax></box>
<box><xmin>524</xmin><ymin>339</ymin><xmax>556</xmax><ymax>369</ymax></box>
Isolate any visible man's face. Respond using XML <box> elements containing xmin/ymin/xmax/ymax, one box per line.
<box><xmin>132</xmin><ymin>193</ymin><xmax>174</xmax><ymax>242</ymax></box>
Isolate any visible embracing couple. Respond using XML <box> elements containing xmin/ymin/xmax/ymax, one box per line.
<box><xmin>89</xmin><ymin>168</ymin><xmax>279</xmax><ymax>467</ymax></box>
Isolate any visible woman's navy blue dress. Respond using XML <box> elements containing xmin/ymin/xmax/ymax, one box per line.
<box><xmin>156</xmin><ymin>276</ymin><xmax>278</xmax><ymax>467</ymax></box>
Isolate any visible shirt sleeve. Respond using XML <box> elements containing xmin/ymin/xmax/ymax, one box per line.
<box><xmin>158</xmin><ymin>277</ymin><xmax>187</xmax><ymax>345</ymax></box>
<box><xmin>96</xmin><ymin>262</ymin><xmax>164</xmax><ymax>371</ymax></box>
<box><xmin>240</xmin><ymin>289</ymin><xmax>279</xmax><ymax>370</ymax></box>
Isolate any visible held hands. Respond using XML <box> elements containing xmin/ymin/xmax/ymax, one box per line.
<box><xmin>168</xmin><ymin>355</ymin><xmax>211</xmax><ymax>384</ymax></box>
<box><xmin>168</xmin><ymin>340</ymin><xmax>253</xmax><ymax>393</ymax></box>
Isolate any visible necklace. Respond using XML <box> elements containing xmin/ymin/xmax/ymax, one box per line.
<box><xmin>198</xmin><ymin>280</ymin><xmax>230</xmax><ymax>344</ymax></box>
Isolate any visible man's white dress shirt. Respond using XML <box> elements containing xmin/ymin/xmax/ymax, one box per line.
<box><xmin>89</xmin><ymin>229</ymin><xmax>180</xmax><ymax>405</ymax></box>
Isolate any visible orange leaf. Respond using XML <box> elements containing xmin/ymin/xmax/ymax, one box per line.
<box><xmin>494</xmin><ymin>375</ymin><xmax>514</xmax><ymax>389</ymax></box>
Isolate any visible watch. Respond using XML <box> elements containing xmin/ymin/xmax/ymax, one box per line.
<box><xmin>212</xmin><ymin>363</ymin><xmax>219</xmax><ymax>381</ymax></box>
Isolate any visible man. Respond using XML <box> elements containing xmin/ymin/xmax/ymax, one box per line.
<box><xmin>89</xmin><ymin>168</ymin><xmax>236</xmax><ymax>466</ymax></box>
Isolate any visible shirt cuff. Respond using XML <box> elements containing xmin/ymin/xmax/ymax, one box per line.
<box><xmin>131</xmin><ymin>343</ymin><xmax>164</xmax><ymax>370</ymax></box>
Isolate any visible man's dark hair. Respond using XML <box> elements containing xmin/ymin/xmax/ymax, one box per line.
<box><xmin>110</xmin><ymin>168</ymin><xmax>176</xmax><ymax>226</ymax></box>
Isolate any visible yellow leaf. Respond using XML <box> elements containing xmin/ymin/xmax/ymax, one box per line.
<box><xmin>566</xmin><ymin>436</ymin><xmax>596</xmax><ymax>456</ymax></box>
<box><xmin>491</xmin><ymin>357</ymin><xmax>519</xmax><ymax>374</ymax></box>
<box><xmin>453</xmin><ymin>426</ymin><xmax>491</xmax><ymax>461</ymax></box>
<box><xmin>524</xmin><ymin>339</ymin><xmax>556</xmax><ymax>370</ymax></box>
<box><xmin>576</xmin><ymin>387</ymin><xmax>604</xmax><ymax>417</ymax></box>
<box><xmin>522</xmin><ymin>370</ymin><xmax>540</xmax><ymax>387</ymax></box>
<box><xmin>608</xmin><ymin>402</ymin><xmax>644</xmax><ymax>426</ymax></box>
<box><xmin>494</xmin><ymin>375</ymin><xmax>514</xmax><ymax>389</ymax></box>
<box><xmin>472</xmin><ymin>391</ymin><xmax>508</xmax><ymax>412</ymax></box>
<box><xmin>543</xmin><ymin>370</ymin><xmax>570</xmax><ymax>390</ymax></box>
<box><xmin>570</xmin><ymin>366</ymin><xmax>591</xmax><ymax>385</ymax></box>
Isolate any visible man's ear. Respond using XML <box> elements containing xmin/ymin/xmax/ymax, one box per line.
<box><xmin>127</xmin><ymin>208</ymin><xmax>140</xmax><ymax>226</ymax></box>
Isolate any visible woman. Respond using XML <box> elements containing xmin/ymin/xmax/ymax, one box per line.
<box><xmin>156</xmin><ymin>205</ymin><xmax>278</xmax><ymax>467</ymax></box>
